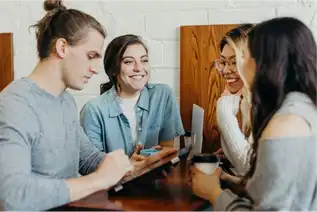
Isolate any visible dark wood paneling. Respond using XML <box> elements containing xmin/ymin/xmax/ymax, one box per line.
<box><xmin>180</xmin><ymin>24</ymin><xmax>238</xmax><ymax>152</ymax></box>
<box><xmin>0</xmin><ymin>33</ymin><xmax>14</xmax><ymax>92</ymax></box>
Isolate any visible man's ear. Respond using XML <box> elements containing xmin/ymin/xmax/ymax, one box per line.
<box><xmin>54</xmin><ymin>38</ymin><xmax>68</xmax><ymax>59</ymax></box>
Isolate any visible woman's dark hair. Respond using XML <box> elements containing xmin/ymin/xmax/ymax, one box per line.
<box><xmin>220</xmin><ymin>23</ymin><xmax>254</xmax><ymax>51</ymax></box>
<box><xmin>30</xmin><ymin>0</ymin><xmax>106</xmax><ymax>60</ymax></box>
<box><xmin>100</xmin><ymin>34</ymin><xmax>148</xmax><ymax>94</ymax></box>
<box><xmin>245</xmin><ymin>17</ymin><xmax>317</xmax><ymax>179</ymax></box>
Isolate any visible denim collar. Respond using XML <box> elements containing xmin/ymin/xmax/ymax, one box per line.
<box><xmin>107</xmin><ymin>85</ymin><xmax>152</xmax><ymax>118</ymax></box>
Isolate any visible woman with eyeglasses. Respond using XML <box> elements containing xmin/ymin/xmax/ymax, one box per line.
<box><xmin>214</xmin><ymin>24</ymin><xmax>254</xmax><ymax>179</ymax></box>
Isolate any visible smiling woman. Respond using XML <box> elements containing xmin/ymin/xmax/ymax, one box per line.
<box><xmin>80</xmin><ymin>34</ymin><xmax>185</xmax><ymax>167</ymax></box>
<box><xmin>214</xmin><ymin>45</ymin><xmax>243</xmax><ymax>94</ymax></box>
<box><xmin>214</xmin><ymin>24</ymin><xmax>255</xmax><ymax>177</ymax></box>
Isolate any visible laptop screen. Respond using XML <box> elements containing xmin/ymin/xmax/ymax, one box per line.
<box><xmin>191</xmin><ymin>104</ymin><xmax>204</xmax><ymax>155</ymax></box>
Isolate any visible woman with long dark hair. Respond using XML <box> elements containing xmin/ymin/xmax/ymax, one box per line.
<box><xmin>80</xmin><ymin>34</ymin><xmax>184</xmax><ymax>168</ymax></box>
<box><xmin>191</xmin><ymin>17</ymin><xmax>317</xmax><ymax>210</ymax></box>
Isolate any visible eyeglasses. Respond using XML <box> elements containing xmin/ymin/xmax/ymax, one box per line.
<box><xmin>213</xmin><ymin>58</ymin><xmax>237</xmax><ymax>72</ymax></box>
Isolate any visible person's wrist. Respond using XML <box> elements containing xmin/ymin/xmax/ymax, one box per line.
<box><xmin>89</xmin><ymin>172</ymin><xmax>113</xmax><ymax>191</ymax></box>
<box><xmin>208</xmin><ymin>186</ymin><xmax>223</xmax><ymax>205</ymax></box>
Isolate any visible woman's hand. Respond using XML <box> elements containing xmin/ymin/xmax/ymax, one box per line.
<box><xmin>214</xmin><ymin>147</ymin><xmax>225</xmax><ymax>159</ymax></box>
<box><xmin>220</xmin><ymin>171</ymin><xmax>242</xmax><ymax>184</ymax></box>
<box><xmin>221</xmin><ymin>86</ymin><xmax>243</xmax><ymax>97</ymax></box>
<box><xmin>130</xmin><ymin>144</ymin><xmax>148</xmax><ymax>170</ymax></box>
<box><xmin>191</xmin><ymin>166</ymin><xmax>223</xmax><ymax>205</ymax></box>
<box><xmin>130</xmin><ymin>144</ymin><xmax>177</xmax><ymax>171</ymax></box>
<box><xmin>221</xmin><ymin>87</ymin><xmax>232</xmax><ymax>97</ymax></box>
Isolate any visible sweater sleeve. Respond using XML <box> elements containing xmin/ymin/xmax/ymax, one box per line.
<box><xmin>77</xmin><ymin>123</ymin><xmax>106</xmax><ymax>175</ymax></box>
<box><xmin>80</xmin><ymin>102</ymin><xmax>105</xmax><ymax>151</ymax></box>
<box><xmin>67</xmin><ymin>93</ymin><xmax>106</xmax><ymax>175</ymax></box>
<box><xmin>216</xmin><ymin>95</ymin><xmax>251</xmax><ymax>175</ymax></box>
<box><xmin>0</xmin><ymin>98</ymin><xmax>70</xmax><ymax>211</ymax></box>
<box><xmin>214</xmin><ymin>137</ymin><xmax>310</xmax><ymax>211</ymax></box>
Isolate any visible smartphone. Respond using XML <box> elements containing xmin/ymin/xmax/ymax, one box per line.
<box><xmin>140</xmin><ymin>148</ymin><xmax>161</xmax><ymax>156</ymax></box>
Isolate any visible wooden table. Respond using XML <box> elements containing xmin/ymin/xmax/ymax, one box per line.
<box><xmin>59</xmin><ymin>155</ymin><xmax>209</xmax><ymax>211</ymax></box>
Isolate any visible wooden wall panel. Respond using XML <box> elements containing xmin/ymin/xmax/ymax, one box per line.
<box><xmin>180</xmin><ymin>24</ymin><xmax>238</xmax><ymax>152</ymax></box>
<box><xmin>0</xmin><ymin>33</ymin><xmax>14</xmax><ymax>92</ymax></box>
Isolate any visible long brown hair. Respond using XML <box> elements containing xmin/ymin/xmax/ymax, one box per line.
<box><xmin>101</xmin><ymin>34</ymin><xmax>148</xmax><ymax>94</ymax></box>
<box><xmin>246</xmin><ymin>17</ymin><xmax>317</xmax><ymax>181</ymax></box>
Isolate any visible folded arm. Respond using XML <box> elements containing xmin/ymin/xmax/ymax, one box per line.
<box><xmin>217</xmin><ymin>95</ymin><xmax>251</xmax><ymax>175</ymax></box>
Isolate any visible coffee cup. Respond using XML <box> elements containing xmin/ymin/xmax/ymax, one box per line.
<box><xmin>192</xmin><ymin>153</ymin><xmax>220</xmax><ymax>175</ymax></box>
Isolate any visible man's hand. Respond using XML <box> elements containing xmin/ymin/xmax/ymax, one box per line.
<box><xmin>94</xmin><ymin>149</ymin><xmax>133</xmax><ymax>189</ymax></box>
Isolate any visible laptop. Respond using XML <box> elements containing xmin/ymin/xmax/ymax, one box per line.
<box><xmin>187</xmin><ymin>104</ymin><xmax>204</xmax><ymax>160</ymax></box>
<box><xmin>188</xmin><ymin>105</ymin><xmax>237</xmax><ymax>176</ymax></box>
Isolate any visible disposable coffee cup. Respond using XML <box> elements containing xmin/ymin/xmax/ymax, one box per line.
<box><xmin>192</xmin><ymin>153</ymin><xmax>220</xmax><ymax>175</ymax></box>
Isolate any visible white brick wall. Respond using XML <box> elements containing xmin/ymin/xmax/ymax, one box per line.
<box><xmin>0</xmin><ymin>0</ymin><xmax>316</xmax><ymax>112</ymax></box>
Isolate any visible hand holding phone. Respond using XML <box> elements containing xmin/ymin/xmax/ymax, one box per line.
<box><xmin>140</xmin><ymin>148</ymin><xmax>161</xmax><ymax>156</ymax></box>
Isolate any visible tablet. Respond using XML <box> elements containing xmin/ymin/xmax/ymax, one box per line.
<box><xmin>111</xmin><ymin>144</ymin><xmax>192</xmax><ymax>192</ymax></box>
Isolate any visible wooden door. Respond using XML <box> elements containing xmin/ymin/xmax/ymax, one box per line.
<box><xmin>0</xmin><ymin>33</ymin><xmax>14</xmax><ymax>92</ymax></box>
<box><xmin>180</xmin><ymin>24</ymin><xmax>238</xmax><ymax>153</ymax></box>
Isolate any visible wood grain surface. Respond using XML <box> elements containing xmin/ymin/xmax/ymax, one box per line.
<box><xmin>0</xmin><ymin>33</ymin><xmax>14</xmax><ymax>92</ymax></box>
<box><xmin>180</xmin><ymin>24</ymin><xmax>238</xmax><ymax>152</ymax></box>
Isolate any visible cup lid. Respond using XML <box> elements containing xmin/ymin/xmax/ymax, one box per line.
<box><xmin>192</xmin><ymin>153</ymin><xmax>219</xmax><ymax>163</ymax></box>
